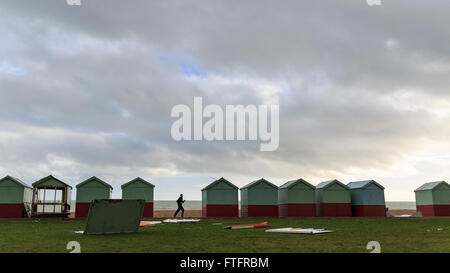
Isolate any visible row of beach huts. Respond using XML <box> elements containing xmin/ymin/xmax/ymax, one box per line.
<box><xmin>0</xmin><ymin>175</ymin><xmax>449</xmax><ymax>218</ymax></box>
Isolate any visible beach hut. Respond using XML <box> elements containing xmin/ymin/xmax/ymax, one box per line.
<box><xmin>241</xmin><ymin>178</ymin><xmax>279</xmax><ymax>217</ymax></box>
<box><xmin>347</xmin><ymin>180</ymin><xmax>386</xmax><ymax>217</ymax></box>
<box><xmin>415</xmin><ymin>181</ymin><xmax>450</xmax><ymax>216</ymax></box>
<box><xmin>0</xmin><ymin>176</ymin><xmax>32</xmax><ymax>218</ymax></box>
<box><xmin>202</xmin><ymin>177</ymin><xmax>239</xmax><ymax>217</ymax></box>
<box><xmin>32</xmin><ymin>175</ymin><xmax>72</xmax><ymax>217</ymax></box>
<box><xmin>121</xmin><ymin>177</ymin><xmax>155</xmax><ymax>218</ymax></box>
<box><xmin>315</xmin><ymin>180</ymin><xmax>352</xmax><ymax>217</ymax></box>
<box><xmin>278</xmin><ymin>179</ymin><xmax>316</xmax><ymax>217</ymax></box>
<box><xmin>75</xmin><ymin>176</ymin><xmax>113</xmax><ymax>218</ymax></box>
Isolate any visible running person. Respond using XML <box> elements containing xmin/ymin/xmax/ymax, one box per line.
<box><xmin>173</xmin><ymin>194</ymin><xmax>185</xmax><ymax>218</ymax></box>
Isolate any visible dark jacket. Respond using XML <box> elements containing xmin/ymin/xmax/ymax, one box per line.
<box><xmin>177</xmin><ymin>197</ymin><xmax>185</xmax><ymax>206</ymax></box>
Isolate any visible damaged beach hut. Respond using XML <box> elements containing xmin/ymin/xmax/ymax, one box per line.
<box><xmin>32</xmin><ymin>175</ymin><xmax>72</xmax><ymax>217</ymax></box>
<box><xmin>202</xmin><ymin>177</ymin><xmax>239</xmax><ymax>217</ymax></box>
<box><xmin>347</xmin><ymin>180</ymin><xmax>386</xmax><ymax>217</ymax></box>
<box><xmin>278</xmin><ymin>179</ymin><xmax>316</xmax><ymax>217</ymax></box>
<box><xmin>241</xmin><ymin>178</ymin><xmax>279</xmax><ymax>217</ymax></box>
<box><xmin>415</xmin><ymin>181</ymin><xmax>450</xmax><ymax>216</ymax></box>
<box><xmin>121</xmin><ymin>177</ymin><xmax>155</xmax><ymax>218</ymax></box>
<box><xmin>75</xmin><ymin>176</ymin><xmax>113</xmax><ymax>218</ymax></box>
<box><xmin>0</xmin><ymin>176</ymin><xmax>32</xmax><ymax>218</ymax></box>
<box><xmin>315</xmin><ymin>179</ymin><xmax>352</xmax><ymax>217</ymax></box>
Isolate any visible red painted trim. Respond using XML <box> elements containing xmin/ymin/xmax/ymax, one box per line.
<box><xmin>417</xmin><ymin>205</ymin><xmax>450</xmax><ymax>217</ymax></box>
<box><xmin>142</xmin><ymin>202</ymin><xmax>154</xmax><ymax>218</ymax></box>
<box><xmin>241</xmin><ymin>205</ymin><xmax>278</xmax><ymax>217</ymax></box>
<box><xmin>279</xmin><ymin>203</ymin><xmax>316</xmax><ymax>217</ymax></box>
<box><xmin>75</xmin><ymin>202</ymin><xmax>91</xmax><ymax>218</ymax></box>
<box><xmin>202</xmin><ymin>204</ymin><xmax>238</xmax><ymax>218</ymax></box>
<box><xmin>352</xmin><ymin>205</ymin><xmax>386</xmax><ymax>217</ymax></box>
<box><xmin>316</xmin><ymin>203</ymin><xmax>352</xmax><ymax>217</ymax></box>
<box><xmin>0</xmin><ymin>204</ymin><xmax>24</xmax><ymax>218</ymax></box>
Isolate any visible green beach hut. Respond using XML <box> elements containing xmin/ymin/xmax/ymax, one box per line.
<box><xmin>121</xmin><ymin>177</ymin><xmax>155</xmax><ymax>218</ymax></box>
<box><xmin>415</xmin><ymin>181</ymin><xmax>450</xmax><ymax>216</ymax></box>
<box><xmin>278</xmin><ymin>179</ymin><xmax>316</xmax><ymax>217</ymax></box>
<box><xmin>347</xmin><ymin>180</ymin><xmax>386</xmax><ymax>217</ymax></box>
<box><xmin>0</xmin><ymin>176</ymin><xmax>32</xmax><ymax>218</ymax></box>
<box><xmin>315</xmin><ymin>179</ymin><xmax>352</xmax><ymax>217</ymax></box>
<box><xmin>241</xmin><ymin>178</ymin><xmax>279</xmax><ymax>217</ymax></box>
<box><xmin>202</xmin><ymin>177</ymin><xmax>239</xmax><ymax>217</ymax></box>
<box><xmin>75</xmin><ymin>176</ymin><xmax>113</xmax><ymax>218</ymax></box>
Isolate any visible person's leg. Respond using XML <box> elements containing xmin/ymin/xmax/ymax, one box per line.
<box><xmin>173</xmin><ymin>207</ymin><xmax>180</xmax><ymax>218</ymax></box>
<box><xmin>181</xmin><ymin>207</ymin><xmax>184</xmax><ymax>218</ymax></box>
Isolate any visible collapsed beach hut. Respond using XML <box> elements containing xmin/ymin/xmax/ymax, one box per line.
<box><xmin>121</xmin><ymin>177</ymin><xmax>155</xmax><ymax>218</ymax></box>
<box><xmin>75</xmin><ymin>176</ymin><xmax>113</xmax><ymax>218</ymax></box>
<box><xmin>0</xmin><ymin>176</ymin><xmax>32</xmax><ymax>218</ymax></box>
<box><xmin>241</xmin><ymin>178</ymin><xmax>279</xmax><ymax>217</ymax></box>
<box><xmin>315</xmin><ymin>180</ymin><xmax>352</xmax><ymax>217</ymax></box>
<box><xmin>347</xmin><ymin>180</ymin><xmax>386</xmax><ymax>217</ymax></box>
<box><xmin>415</xmin><ymin>181</ymin><xmax>450</xmax><ymax>216</ymax></box>
<box><xmin>83</xmin><ymin>199</ymin><xmax>145</xmax><ymax>235</ymax></box>
<box><xmin>278</xmin><ymin>179</ymin><xmax>316</xmax><ymax>217</ymax></box>
<box><xmin>32</xmin><ymin>175</ymin><xmax>72</xmax><ymax>217</ymax></box>
<box><xmin>202</xmin><ymin>177</ymin><xmax>239</xmax><ymax>217</ymax></box>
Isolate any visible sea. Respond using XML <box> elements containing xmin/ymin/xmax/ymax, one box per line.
<box><xmin>68</xmin><ymin>200</ymin><xmax>416</xmax><ymax>212</ymax></box>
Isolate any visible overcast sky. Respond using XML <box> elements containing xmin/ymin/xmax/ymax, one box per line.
<box><xmin>1</xmin><ymin>1</ymin><xmax>449</xmax><ymax>200</ymax></box>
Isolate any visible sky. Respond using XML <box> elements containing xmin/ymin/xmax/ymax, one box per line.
<box><xmin>0</xmin><ymin>0</ymin><xmax>449</xmax><ymax>201</ymax></box>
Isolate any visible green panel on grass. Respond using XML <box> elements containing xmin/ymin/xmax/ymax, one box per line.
<box><xmin>84</xmin><ymin>199</ymin><xmax>145</xmax><ymax>235</ymax></box>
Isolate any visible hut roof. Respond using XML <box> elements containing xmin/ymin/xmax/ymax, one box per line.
<box><xmin>76</xmin><ymin>176</ymin><xmax>113</xmax><ymax>189</ymax></box>
<box><xmin>0</xmin><ymin>175</ymin><xmax>32</xmax><ymax>189</ymax></box>
<box><xmin>32</xmin><ymin>175</ymin><xmax>73</xmax><ymax>189</ymax></box>
<box><xmin>347</xmin><ymin>180</ymin><xmax>384</xmax><ymax>190</ymax></box>
<box><xmin>279</xmin><ymin>178</ymin><xmax>315</xmax><ymax>190</ymax></box>
<box><xmin>241</xmin><ymin>178</ymin><xmax>278</xmax><ymax>190</ymax></box>
<box><xmin>316</xmin><ymin>179</ymin><xmax>349</xmax><ymax>190</ymax></box>
<box><xmin>121</xmin><ymin>177</ymin><xmax>155</xmax><ymax>189</ymax></box>
<box><xmin>202</xmin><ymin>177</ymin><xmax>238</xmax><ymax>191</ymax></box>
<box><xmin>415</xmin><ymin>181</ymin><xmax>448</xmax><ymax>192</ymax></box>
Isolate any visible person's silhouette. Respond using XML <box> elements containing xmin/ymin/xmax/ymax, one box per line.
<box><xmin>173</xmin><ymin>194</ymin><xmax>185</xmax><ymax>218</ymax></box>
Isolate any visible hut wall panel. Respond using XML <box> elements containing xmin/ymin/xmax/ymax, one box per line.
<box><xmin>417</xmin><ymin>204</ymin><xmax>450</xmax><ymax>217</ymax></box>
<box><xmin>75</xmin><ymin>202</ymin><xmax>91</xmax><ymax>218</ymax></box>
<box><xmin>316</xmin><ymin>203</ymin><xmax>352</xmax><ymax>217</ymax></box>
<box><xmin>279</xmin><ymin>203</ymin><xmax>316</xmax><ymax>217</ymax></box>
<box><xmin>352</xmin><ymin>205</ymin><xmax>386</xmax><ymax>217</ymax></box>
<box><xmin>202</xmin><ymin>204</ymin><xmax>238</xmax><ymax>217</ymax></box>
<box><xmin>142</xmin><ymin>202</ymin><xmax>153</xmax><ymax>218</ymax></box>
<box><xmin>0</xmin><ymin>204</ymin><xmax>24</xmax><ymax>218</ymax></box>
<box><xmin>241</xmin><ymin>205</ymin><xmax>278</xmax><ymax>217</ymax></box>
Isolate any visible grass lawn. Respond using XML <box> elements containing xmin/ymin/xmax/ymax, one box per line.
<box><xmin>0</xmin><ymin>217</ymin><xmax>449</xmax><ymax>253</ymax></box>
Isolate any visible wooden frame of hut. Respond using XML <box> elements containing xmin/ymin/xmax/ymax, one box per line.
<box><xmin>31</xmin><ymin>175</ymin><xmax>72</xmax><ymax>217</ymax></box>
